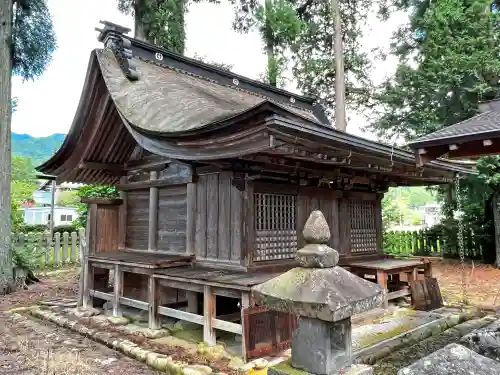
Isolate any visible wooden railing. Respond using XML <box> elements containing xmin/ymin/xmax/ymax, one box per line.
<box><xmin>12</xmin><ymin>229</ymin><xmax>85</xmax><ymax>269</ymax></box>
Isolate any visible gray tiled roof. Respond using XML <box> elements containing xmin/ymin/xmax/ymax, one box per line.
<box><xmin>409</xmin><ymin>110</ymin><xmax>500</xmax><ymax>147</ymax></box>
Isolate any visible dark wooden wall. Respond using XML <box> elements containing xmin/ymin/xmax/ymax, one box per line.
<box><xmin>125</xmin><ymin>189</ymin><xmax>149</xmax><ymax>250</ymax></box>
<box><xmin>194</xmin><ymin>172</ymin><xmax>244</xmax><ymax>268</ymax></box>
<box><xmin>156</xmin><ymin>185</ymin><xmax>187</xmax><ymax>253</ymax></box>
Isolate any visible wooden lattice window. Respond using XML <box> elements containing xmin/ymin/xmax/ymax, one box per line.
<box><xmin>349</xmin><ymin>199</ymin><xmax>378</xmax><ymax>254</ymax></box>
<box><xmin>254</xmin><ymin>193</ymin><xmax>297</xmax><ymax>261</ymax></box>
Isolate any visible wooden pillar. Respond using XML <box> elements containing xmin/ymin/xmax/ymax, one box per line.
<box><xmin>113</xmin><ymin>264</ymin><xmax>123</xmax><ymax>317</ymax></box>
<box><xmin>186</xmin><ymin>291</ymin><xmax>198</xmax><ymax>314</ymax></box>
<box><xmin>203</xmin><ymin>285</ymin><xmax>216</xmax><ymax>346</ymax></box>
<box><xmin>82</xmin><ymin>261</ymin><xmax>94</xmax><ymax>308</ymax></box>
<box><xmin>118</xmin><ymin>185</ymin><xmax>128</xmax><ymax>250</ymax></box>
<box><xmin>186</xmin><ymin>182</ymin><xmax>197</xmax><ymax>255</ymax></box>
<box><xmin>148</xmin><ymin>171</ymin><xmax>158</xmax><ymax>251</ymax></box>
<box><xmin>377</xmin><ymin>270</ymin><xmax>388</xmax><ymax>309</ymax></box>
<box><xmin>148</xmin><ymin>276</ymin><xmax>160</xmax><ymax>329</ymax></box>
<box><xmin>240</xmin><ymin>291</ymin><xmax>250</xmax><ymax>361</ymax></box>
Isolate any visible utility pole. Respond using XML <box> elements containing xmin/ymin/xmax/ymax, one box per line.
<box><xmin>50</xmin><ymin>179</ymin><xmax>56</xmax><ymax>234</ymax></box>
<box><xmin>332</xmin><ymin>0</ymin><xmax>346</xmax><ymax>132</ymax></box>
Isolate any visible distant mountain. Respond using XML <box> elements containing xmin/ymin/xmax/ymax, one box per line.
<box><xmin>12</xmin><ymin>133</ymin><xmax>66</xmax><ymax>166</ymax></box>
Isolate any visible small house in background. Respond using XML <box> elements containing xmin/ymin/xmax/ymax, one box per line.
<box><xmin>23</xmin><ymin>206</ymin><xmax>79</xmax><ymax>226</ymax></box>
<box><xmin>33</xmin><ymin>181</ymin><xmax>84</xmax><ymax>206</ymax></box>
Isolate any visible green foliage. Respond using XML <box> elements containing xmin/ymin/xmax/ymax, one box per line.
<box><xmin>58</xmin><ymin>190</ymin><xmax>79</xmax><ymax>207</ymax></box>
<box><xmin>52</xmin><ymin>225</ymin><xmax>73</xmax><ymax>234</ymax></box>
<box><xmin>12</xmin><ymin>0</ymin><xmax>57</xmax><ymax>81</ymax></box>
<box><xmin>11</xmin><ymin>156</ymin><xmax>35</xmax><ymax>182</ymax></box>
<box><xmin>232</xmin><ymin>0</ymin><xmax>304</xmax><ymax>87</ymax></box>
<box><xmin>370</xmin><ymin>0</ymin><xmax>500</xmax><ymax>140</ymax></box>
<box><xmin>11</xmin><ymin>235</ymin><xmax>46</xmax><ymax>271</ymax></box>
<box><xmin>291</xmin><ymin>0</ymin><xmax>374</xmax><ymax>119</ymax></box>
<box><xmin>12</xmin><ymin>133</ymin><xmax>65</xmax><ymax>165</ymax></box>
<box><xmin>21</xmin><ymin>224</ymin><xmax>47</xmax><ymax>233</ymax></box>
<box><xmin>10</xmin><ymin>199</ymin><xmax>24</xmax><ymax>233</ymax></box>
<box><xmin>382</xmin><ymin>187</ymin><xmax>435</xmax><ymax>227</ymax></box>
<box><xmin>73</xmin><ymin>185</ymin><xmax>119</xmax><ymax>228</ymax></box>
<box><xmin>118</xmin><ymin>0</ymin><xmax>219</xmax><ymax>54</ymax></box>
<box><xmin>371</xmin><ymin>0</ymin><xmax>500</xmax><ymax>263</ymax></box>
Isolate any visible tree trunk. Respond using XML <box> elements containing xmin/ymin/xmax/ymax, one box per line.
<box><xmin>332</xmin><ymin>0</ymin><xmax>346</xmax><ymax>131</ymax></box>
<box><xmin>0</xmin><ymin>0</ymin><xmax>13</xmax><ymax>293</ymax></box>
<box><xmin>264</xmin><ymin>0</ymin><xmax>277</xmax><ymax>87</ymax></box>
<box><xmin>134</xmin><ymin>0</ymin><xmax>149</xmax><ymax>42</ymax></box>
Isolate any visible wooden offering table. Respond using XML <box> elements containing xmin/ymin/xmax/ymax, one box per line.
<box><xmin>347</xmin><ymin>257</ymin><xmax>433</xmax><ymax>307</ymax></box>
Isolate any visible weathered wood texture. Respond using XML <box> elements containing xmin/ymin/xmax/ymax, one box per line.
<box><xmin>157</xmin><ymin>185</ymin><xmax>188</xmax><ymax>253</ymax></box>
<box><xmin>410</xmin><ymin>278</ymin><xmax>444</xmax><ymax>311</ymax></box>
<box><xmin>195</xmin><ymin>172</ymin><xmax>243</xmax><ymax>264</ymax></box>
<box><xmin>126</xmin><ymin>189</ymin><xmax>149</xmax><ymax>250</ymax></box>
<box><xmin>95</xmin><ymin>205</ymin><xmax>120</xmax><ymax>253</ymax></box>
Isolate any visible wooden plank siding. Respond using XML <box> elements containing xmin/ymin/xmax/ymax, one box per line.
<box><xmin>194</xmin><ymin>172</ymin><xmax>244</xmax><ymax>266</ymax></box>
<box><xmin>126</xmin><ymin>190</ymin><xmax>149</xmax><ymax>250</ymax></box>
<box><xmin>156</xmin><ymin>185</ymin><xmax>188</xmax><ymax>253</ymax></box>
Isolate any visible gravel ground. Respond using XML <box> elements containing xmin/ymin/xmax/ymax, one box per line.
<box><xmin>0</xmin><ymin>268</ymin><xmax>160</xmax><ymax>375</ymax></box>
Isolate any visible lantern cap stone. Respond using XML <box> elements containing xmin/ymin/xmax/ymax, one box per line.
<box><xmin>252</xmin><ymin>266</ymin><xmax>384</xmax><ymax>321</ymax></box>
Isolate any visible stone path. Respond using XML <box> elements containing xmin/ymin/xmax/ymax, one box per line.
<box><xmin>372</xmin><ymin>315</ymin><xmax>497</xmax><ymax>375</ymax></box>
<box><xmin>0</xmin><ymin>268</ymin><xmax>161</xmax><ymax>375</ymax></box>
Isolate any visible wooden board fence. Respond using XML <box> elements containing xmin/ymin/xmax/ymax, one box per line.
<box><xmin>11</xmin><ymin>229</ymin><xmax>86</xmax><ymax>269</ymax></box>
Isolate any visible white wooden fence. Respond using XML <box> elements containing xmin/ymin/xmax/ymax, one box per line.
<box><xmin>12</xmin><ymin>229</ymin><xmax>85</xmax><ymax>268</ymax></box>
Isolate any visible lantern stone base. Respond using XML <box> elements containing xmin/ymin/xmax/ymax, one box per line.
<box><xmin>292</xmin><ymin>317</ymin><xmax>352</xmax><ymax>374</ymax></box>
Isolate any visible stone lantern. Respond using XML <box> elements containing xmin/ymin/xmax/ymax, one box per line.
<box><xmin>252</xmin><ymin>211</ymin><xmax>385</xmax><ymax>375</ymax></box>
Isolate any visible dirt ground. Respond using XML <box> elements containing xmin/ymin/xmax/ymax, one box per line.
<box><xmin>0</xmin><ymin>268</ymin><xmax>161</xmax><ymax>375</ymax></box>
<box><xmin>0</xmin><ymin>260</ymin><xmax>499</xmax><ymax>374</ymax></box>
<box><xmin>433</xmin><ymin>259</ymin><xmax>500</xmax><ymax>310</ymax></box>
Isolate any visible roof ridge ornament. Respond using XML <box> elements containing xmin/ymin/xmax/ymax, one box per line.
<box><xmin>95</xmin><ymin>21</ymin><xmax>138</xmax><ymax>81</ymax></box>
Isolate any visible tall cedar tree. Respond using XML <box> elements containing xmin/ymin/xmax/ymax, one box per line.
<box><xmin>371</xmin><ymin>0</ymin><xmax>500</xmax><ymax>262</ymax></box>
<box><xmin>0</xmin><ymin>0</ymin><xmax>56</xmax><ymax>292</ymax></box>
<box><xmin>117</xmin><ymin>0</ymin><xmax>219</xmax><ymax>55</ymax></box>
<box><xmin>232</xmin><ymin>0</ymin><xmax>303</xmax><ymax>87</ymax></box>
<box><xmin>232</xmin><ymin>0</ymin><xmax>376</xmax><ymax>118</ymax></box>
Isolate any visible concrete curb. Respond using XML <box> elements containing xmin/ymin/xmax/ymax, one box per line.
<box><xmin>22</xmin><ymin>308</ymin><xmax>222</xmax><ymax>375</ymax></box>
<box><xmin>354</xmin><ymin>311</ymin><xmax>494</xmax><ymax>365</ymax></box>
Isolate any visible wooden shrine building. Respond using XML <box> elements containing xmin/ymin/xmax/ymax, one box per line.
<box><xmin>37</xmin><ymin>21</ymin><xmax>473</xmax><ymax>360</ymax></box>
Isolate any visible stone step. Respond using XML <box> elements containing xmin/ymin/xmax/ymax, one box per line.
<box><xmin>397</xmin><ymin>343</ymin><xmax>500</xmax><ymax>375</ymax></box>
<box><xmin>460</xmin><ymin>317</ymin><xmax>500</xmax><ymax>362</ymax></box>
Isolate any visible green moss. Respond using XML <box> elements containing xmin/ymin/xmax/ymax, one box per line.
<box><xmin>272</xmin><ymin>361</ymin><xmax>309</xmax><ymax>375</ymax></box>
<box><xmin>357</xmin><ymin>324</ymin><xmax>413</xmax><ymax>349</ymax></box>
<box><xmin>172</xmin><ymin>329</ymin><xmax>203</xmax><ymax>343</ymax></box>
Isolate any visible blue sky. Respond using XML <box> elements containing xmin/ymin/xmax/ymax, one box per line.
<box><xmin>11</xmin><ymin>0</ymin><xmax>403</xmax><ymax>140</ymax></box>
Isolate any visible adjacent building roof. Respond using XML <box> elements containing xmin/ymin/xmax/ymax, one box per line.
<box><xmin>36</xmin><ymin>21</ymin><xmax>474</xmax><ymax>186</ymax></box>
<box><xmin>408</xmin><ymin>98</ymin><xmax>500</xmax><ymax>165</ymax></box>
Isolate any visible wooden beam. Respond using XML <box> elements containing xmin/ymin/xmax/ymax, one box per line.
<box><xmin>82</xmin><ymin>260</ymin><xmax>93</xmax><ymax>308</ymax></box>
<box><xmin>203</xmin><ymin>285</ymin><xmax>216</xmax><ymax>346</ymax></box>
<box><xmin>79</xmin><ymin>161</ymin><xmax>126</xmax><ymax>175</ymax></box>
<box><xmin>148</xmin><ymin>171</ymin><xmax>158</xmax><ymax>251</ymax></box>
